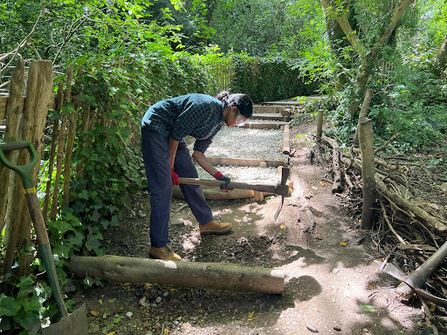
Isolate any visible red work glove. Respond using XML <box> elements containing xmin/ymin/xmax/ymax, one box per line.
<box><xmin>171</xmin><ymin>168</ymin><xmax>180</xmax><ymax>186</ymax></box>
<box><xmin>214</xmin><ymin>171</ymin><xmax>232</xmax><ymax>191</ymax></box>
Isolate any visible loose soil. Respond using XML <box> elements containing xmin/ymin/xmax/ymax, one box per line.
<box><xmin>79</xmin><ymin>120</ymin><xmax>433</xmax><ymax>335</ymax></box>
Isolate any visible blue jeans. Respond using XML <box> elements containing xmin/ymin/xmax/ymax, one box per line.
<box><xmin>141</xmin><ymin>128</ymin><xmax>214</xmax><ymax>248</ymax></box>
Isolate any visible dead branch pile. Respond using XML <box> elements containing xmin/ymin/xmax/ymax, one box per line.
<box><xmin>313</xmin><ymin>134</ymin><xmax>447</xmax><ymax>324</ymax></box>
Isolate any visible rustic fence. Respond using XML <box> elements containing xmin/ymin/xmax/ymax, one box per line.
<box><xmin>203</xmin><ymin>58</ymin><xmax>235</xmax><ymax>95</ymax></box>
<box><xmin>0</xmin><ymin>59</ymin><xmax>91</xmax><ymax>275</ymax></box>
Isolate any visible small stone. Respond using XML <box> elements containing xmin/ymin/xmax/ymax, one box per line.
<box><xmin>155</xmin><ymin>297</ymin><xmax>162</xmax><ymax>304</ymax></box>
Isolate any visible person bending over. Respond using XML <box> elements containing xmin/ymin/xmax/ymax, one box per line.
<box><xmin>141</xmin><ymin>91</ymin><xmax>253</xmax><ymax>261</ymax></box>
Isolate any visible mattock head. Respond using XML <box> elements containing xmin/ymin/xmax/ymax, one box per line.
<box><xmin>274</xmin><ymin>167</ymin><xmax>290</xmax><ymax>222</ymax></box>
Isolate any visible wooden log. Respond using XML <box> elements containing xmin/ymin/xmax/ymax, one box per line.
<box><xmin>244</xmin><ymin>122</ymin><xmax>290</xmax><ymax>129</ymax></box>
<box><xmin>70</xmin><ymin>255</ymin><xmax>285</xmax><ymax>294</ymax></box>
<box><xmin>173</xmin><ymin>186</ymin><xmax>262</xmax><ymax>200</ymax></box>
<box><xmin>253</xmin><ymin>105</ymin><xmax>283</xmax><ymax>114</ymax></box>
<box><xmin>251</xmin><ymin>114</ymin><xmax>286</xmax><ymax>121</ymax></box>
<box><xmin>207</xmin><ymin>157</ymin><xmax>286</xmax><ymax>167</ymax></box>
<box><xmin>282</xmin><ymin>125</ymin><xmax>290</xmax><ymax>155</ymax></box>
<box><xmin>358</xmin><ymin>117</ymin><xmax>375</xmax><ymax>229</ymax></box>
<box><xmin>254</xmin><ymin>191</ymin><xmax>264</xmax><ymax>202</ymax></box>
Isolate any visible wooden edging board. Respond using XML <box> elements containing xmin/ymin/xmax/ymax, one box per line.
<box><xmin>207</xmin><ymin>156</ymin><xmax>288</xmax><ymax>167</ymax></box>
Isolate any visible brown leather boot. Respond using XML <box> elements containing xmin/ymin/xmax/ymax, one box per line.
<box><xmin>199</xmin><ymin>221</ymin><xmax>232</xmax><ymax>235</ymax></box>
<box><xmin>149</xmin><ymin>245</ymin><xmax>181</xmax><ymax>261</ymax></box>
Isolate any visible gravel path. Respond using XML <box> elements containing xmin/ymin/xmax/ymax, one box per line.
<box><xmin>197</xmin><ymin>165</ymin><xmax>280</xmax><ymax>183</ymax></box>
<box><xmin>190</xmin><ymin>126</ymin><xmax>285</xmax><ymax>161</ymax></box>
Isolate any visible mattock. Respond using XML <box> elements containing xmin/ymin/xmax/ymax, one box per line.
<box><xmin>274</xmin><ymin>166</ymin><xmax>290</xmax><ymax>221</ymax></box>
<box><xmin>178</xmin><ymin>167</ymin><xmax>291</xmax><ymax>221</ymax></box>
<box><xmin>381</xmin><ymin>240</ymin><xmax>447</xmax><ymax>307</ymax></box>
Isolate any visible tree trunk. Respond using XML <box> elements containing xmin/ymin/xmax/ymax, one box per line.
<box><xmin>70</xmin><ymin>255</ymin><xmax>285</xmax><ymax>294</ymax></box>
<box><xmin>319</xmin><ymin>0</ymin><xmax>413</xmax><ymax>117</ymax></box>
<box><xmin>353</xmin><ymin>89</ymin><xmax>374</xmax><ymax>146</ymax></box>
<box><xmin>434</xmin><ymin>34</ymin><xmax>447</xmax><ymax>77</ymax></box>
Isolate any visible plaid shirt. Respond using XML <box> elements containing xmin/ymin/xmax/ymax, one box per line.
<box><xmin>141</xmin><ymin>94</ymin><xmax>225</xmax><ymax>153</ymax></box>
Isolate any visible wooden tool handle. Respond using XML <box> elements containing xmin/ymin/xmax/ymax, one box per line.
<box><xmin>178</xmin><ymin>177</ymin><xmax>277</xmax><ymax>194</ymax></box>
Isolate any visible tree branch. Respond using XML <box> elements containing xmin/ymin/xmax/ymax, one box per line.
<box><xmin>0</xmin><ymin>0</ymin><xmax>45</xmax><ymax>74</ymax></box>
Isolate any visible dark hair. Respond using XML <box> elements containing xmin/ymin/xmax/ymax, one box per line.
<box><xmin>216</xmin><ymin>91</ymin><xmax>253</xmax><ymax>118</ymax></box>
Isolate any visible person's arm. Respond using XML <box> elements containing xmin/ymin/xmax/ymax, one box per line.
<box><xmin>192</xmin><ymin>150</ymin><xmax>217</xmax><ymax>176</ymax></box>
<box><xmin>192</xmin><ymin>150</ymin><xmax>232</xmax><ymax>191</ymax></box>
<box><xmin>169</xmin><ymin>137</ymin><xmax>179</xmax><ymax>169</ymax></box>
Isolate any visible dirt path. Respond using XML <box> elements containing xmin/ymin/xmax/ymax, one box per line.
<box><xmin>82</xmin><ymin>120</ymin><xmax>427</xmax><ymax>335</ymax></box>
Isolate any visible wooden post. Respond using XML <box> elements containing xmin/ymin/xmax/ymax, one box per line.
<box><xmin>70</xmin><ymin>255</ymin><xmax>285</xmax><ymax>294</ymax></box>
<box><xmin>63</xmin><ymin>65</ymin><xmax>80</xmax><ymax>205</ymax></box>
<box><xmin>358</xmin><ymin>117</ymin><xmax>375</xmax><ymax>229</ymax></box>
<box><xmin>0</xmin><ymin>58</ymin><xmax>25</xmax><ymax>234</ymax></box>
<box><xmin>316</xmin><ymin>109</ymin><xmax>323</xmax><ymax>139</ymax></box>
<box><xmin>43</xmin><ymin>81</ymin><xmax>64</xmax><ymax>219</ymax></box>
<box><xmin>3</xmin><ymin>60</ymin><xmax>53</xmax><ymax>275</ymax></box>
<box><xmin>282</xmin><ymin>124</ymin><xmax>290</xmax><ymax>155</ymax></box>
<box><xmin>50</xmin><ymin>70</ymin><xmax>71</xmax><ymax>220</ymax></box>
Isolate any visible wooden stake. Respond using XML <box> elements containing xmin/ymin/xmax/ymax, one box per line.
<box><xmin>63</xmin><ymin>65</ymin><xmax>81</xmax><ymax>205</ymax></box>
<box><xmin>358</xmin><ymin>117</ymin><xmax>375</xmax><ymax>229</ymax></box>
<box><xmin>3</xmin><ymin>60</ymin><xmax>53</xmax><ymax>275</ymax></box>
<box><xmin>282</xmin><ymin>125</ymin><xmax>290</xmax><ymax>155</ymax></box>
<box><xmin>316</xmin><ymin>109</ymin><xmax>323</xmax><ymax>139</ymax></box>
<box><xmin>0</xmin><ymin>58</ymin><xmax>25</xmax><ymax>234</ymax></box>
<box><xmin>43</xmin><ymin>81</ymin><xmax>64</xmax><ymax>219</ymax></box>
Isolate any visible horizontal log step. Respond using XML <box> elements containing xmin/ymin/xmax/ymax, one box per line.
<box><xmin>251</xmin><ymin>114</ymin><xmax>289</xmax><ymax>121</ymax></box>
<box><xmin>207</xmin><ymin>156</ymin><xmax>288</xmax><ymax>167</ymax></box>
<box><xmin>253</xmin><ymin>105</ymin><xmax>285</xmax><ymax>114</ymax></box>
<box><xmin>242</xmin><ymin>122</ymin><xmax>290</xmax><ymax>130</ymax></box>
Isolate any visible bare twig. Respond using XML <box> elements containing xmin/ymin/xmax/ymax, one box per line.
<box><xmin>374</xmin><ymin>133</ymin><xmax>399</xmax><ymax>154</ymax></box>
<box><xmin>379</xmin><ymin>197</ymin><xmax>406</xmax><ymax>244</ymax></box>
<box><xmin>52</xmin><ymin>15</ymin><xmax>89</xmax><ymax>64</ymax></box>
<box><xmin>0</xmin><ymin>0</ymin><xmax>45</xmax><ymax>73</ymax></box>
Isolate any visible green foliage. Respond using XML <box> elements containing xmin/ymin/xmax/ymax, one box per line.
<box><xmin>0</xmin><ymin>0</ymin><xmax>188</xmax><ymax>69</ymax></box>
<box><xmin>231</xmin><ymin>55</ymin><xmax>318</xmax><ymax>103</ymax></box>
<box><xmin>0</xmin><ymin>275</ymin><xmax>51</xmax><ymax>334</ymax></box>
<box><xmin>368</xmin><ymin>65</ymin><xmax>447</xmax><ymax>152</ymax></box>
